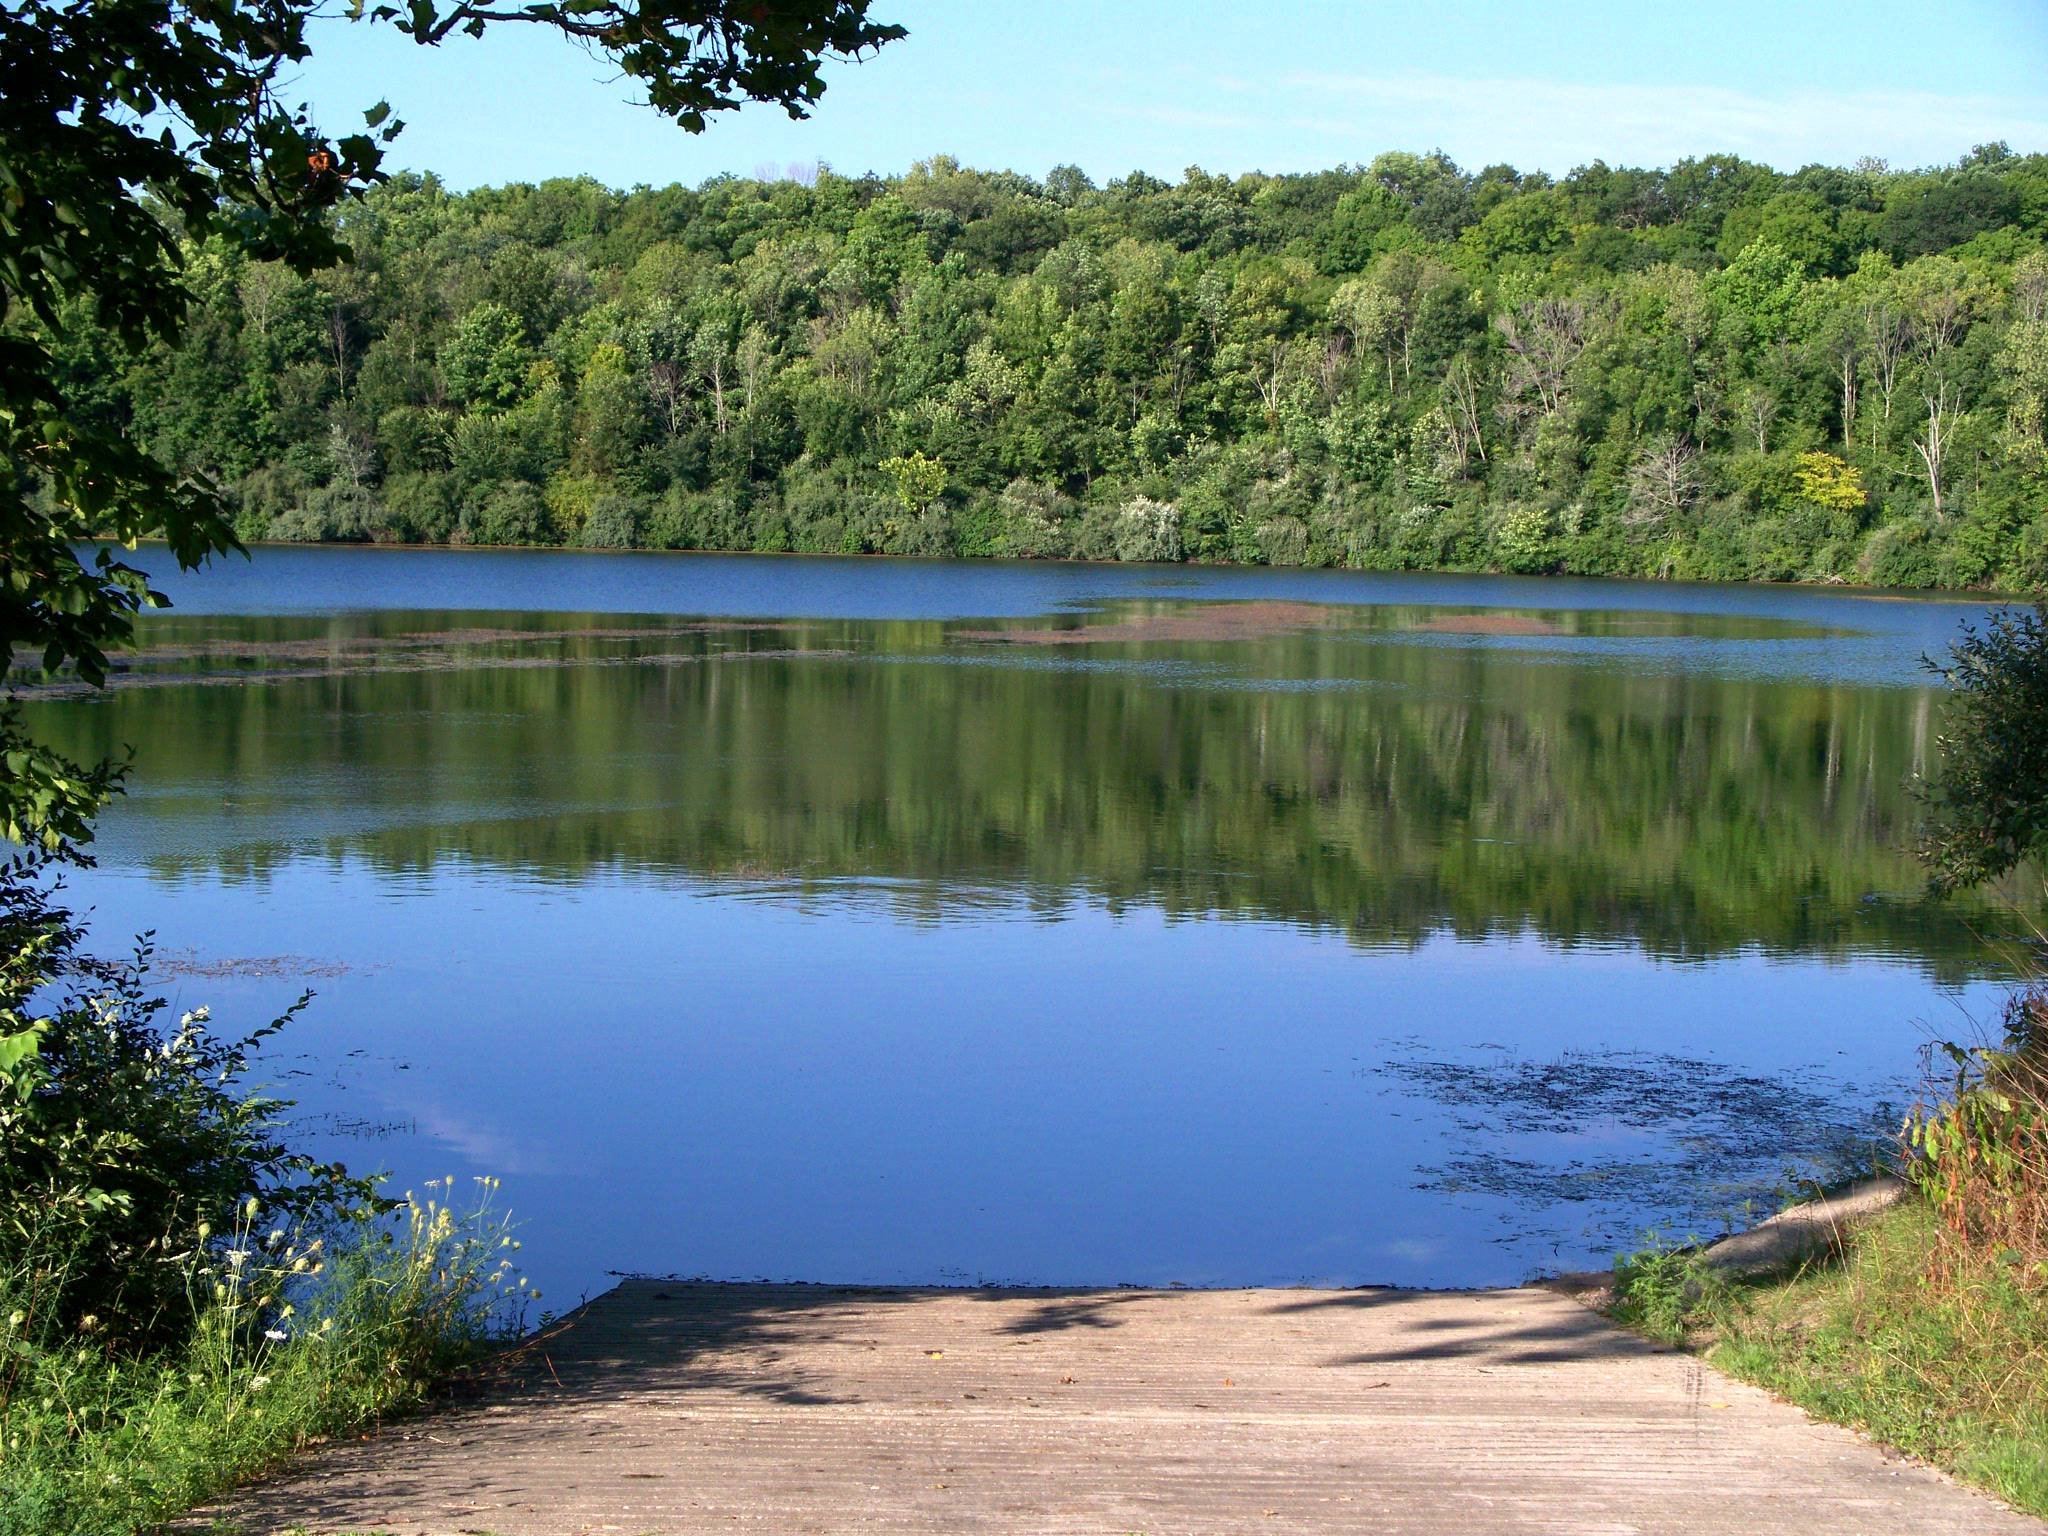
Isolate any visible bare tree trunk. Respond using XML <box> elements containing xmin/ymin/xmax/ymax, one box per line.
<box><xmin>1914</xmin><ymin>379</ymin><xmax>1959</xmax><ymax>520</ymax></box>
<box><xmin>647</xmin><ymin>361</ymin><xmax>687</xmax><ymax>439</ymax></box>
<box><xmin>1254</xmin><ymin>341</ymin><xmax>1287</xmax><ymax>422</ymax></box>
<box><xmin>1315</xmin><ymin>334</ymin><xmax>1348</xmax><ymax>409</ymax></box>
<box><xmin>1864</xmin><ymin>302</ymin><xmax>1907</xmax><ymax>424</ymax></box>
<box><xmin>1444</xmin><ymin>356</ymin><xmax>1486</xmax><ymax>464</ymax></box>
<box><xmin>1740</xmin><ymin>387</ymin><xmax>1777</xmax><ymax>453</ymax></box>
<box><xmin>329</xmin><ymin>303</ymin><xmax>351</xmax><ymax>406</ymax></box>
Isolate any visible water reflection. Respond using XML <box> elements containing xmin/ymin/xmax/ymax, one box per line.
<box><xmin>24</xmin><ymin>601</ymin><xmax>2012</xmax><ymax>974</ymax></box>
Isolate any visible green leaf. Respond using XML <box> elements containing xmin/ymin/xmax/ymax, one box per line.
<box><xmin>0</xmin><ymin>1023</ymin><xmax>44</xmax><ymax>1077</ymax></box>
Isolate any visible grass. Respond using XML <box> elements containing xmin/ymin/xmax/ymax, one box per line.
<box><xmin>1609</xmin><ymin>978</ymin><xmax>2048</xmax><ymax>1523</ymax></box>
<box><xmin>0</xmin><ymin>1178</ymin><xmax>531</xmax><ymax>1536</ymax></box>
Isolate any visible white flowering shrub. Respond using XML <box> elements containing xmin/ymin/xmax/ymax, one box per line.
<box><xmin>1113</xmin><ymin>495</ymin><xmax>1184</xmax><ymax>563</ymax></box>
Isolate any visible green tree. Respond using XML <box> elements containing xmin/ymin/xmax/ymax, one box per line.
<box><xmin>441</xmin><ymin>302</ymin><xmax>533</xmax><ymax>409</ymax></box>
<box><xmin>1792</xmin><ymin>451</ymin><xmax>1867</xmax><ymax>513</ymax></box>
<box><xmin>881</xmin><ymin>451</ymin><xmax>947</xmax><ymax>514</ymax></box>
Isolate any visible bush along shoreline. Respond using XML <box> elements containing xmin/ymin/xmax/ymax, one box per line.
<box><xmin>0</xmin><ymin>857</ymin><xmax>534</xmax><ymax>1536</ymax></box>
<box><xmin>58</xmin><ymin>149</ymin><xmax>2048</xmax><ymax>590</ymax></box>
<box><xmin>1608</xmin><ymin>983</ymin><xmax>2048</xmax><ymax>1518</ymax></box>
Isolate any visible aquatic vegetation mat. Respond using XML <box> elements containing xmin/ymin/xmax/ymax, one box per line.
<box><xmin>1379</xmin><ymin>1047</ymin><xmax>1897</xmax><ymax>1250</ymax></box>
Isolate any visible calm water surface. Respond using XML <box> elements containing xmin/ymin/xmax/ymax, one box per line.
<box><xmin>22</xmin><ymin>546</ymin><xmax>2030</xmax><ymax>1300</ymax></box>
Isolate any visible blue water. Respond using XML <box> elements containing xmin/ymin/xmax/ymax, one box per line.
<box><xmin>29</xmin><ymin>546</ymin><xmax>2022</xmax><ymax>1303</ymax></box>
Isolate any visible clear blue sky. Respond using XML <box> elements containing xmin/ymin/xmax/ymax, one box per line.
<box><xmin>294</xmin><ymin>1</ymin><xmax>2048</xmax><ymax>191</ymax></box>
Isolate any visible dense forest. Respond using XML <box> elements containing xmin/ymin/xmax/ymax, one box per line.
<box><xmin>67</xmin><ymin>145</ymin><xmax>2048</xmax><ymax>587</ymax></box>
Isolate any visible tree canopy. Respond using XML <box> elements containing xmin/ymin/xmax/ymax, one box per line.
<box><xmin>43</xmin><ymin>146</ymin><xmax>2047</xmax><ymax>597</ymax></box>
<box><xmin>0</xmin><ymin>0</ymin><xmax>902</xmax><ymax>848</ymax></box>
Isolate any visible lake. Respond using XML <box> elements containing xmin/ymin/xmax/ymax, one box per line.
<box><xmin>20</xmin><ymin>545</ymin><xmax>2028</xmax><ymax>1303</ymax></box>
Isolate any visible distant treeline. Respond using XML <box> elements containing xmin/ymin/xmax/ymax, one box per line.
<box><xmin>74</xmin><ymin>146</ymin><xmax>2048</xmax><ymax>586</ymax></box>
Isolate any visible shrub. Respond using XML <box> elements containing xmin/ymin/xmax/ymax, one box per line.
<box><xmin>1609</xmin><ymin>1239</ymin><xmax>1729</xmax><ymax>1345</ymax></box>
<box><xmin>1917</xmin><ymin>603</ymin><xmax>2048</xmax><ymax>892</ymax></box>
<box><xmin>1860</xmin><ymin>515</ymin><xmax>1942</xmax><ymax>588</ymax></box>
<box><xmin>1489</xmin><ymin>502</ymin><xmax>1558</xmax><ymax>574</ymax></box>
<box><xmin>0</xmin><ymin>1178</ymin><xmax>526</xmax><ymax>1536</ymax></box>
<box><xmin>886</xmin><ymin>510</ymin><xmax>952</xmax><ymax>558</ymax></box>
<box><xmin>0</xmin><ymin>859</ymin><xmax>367</xmax><ymax>1351</ymax></box>
<box><xmin>460</xmin><ymin>480</ymin><xmax>553</xmax><ymax>547</ymax></box>
<box><xmin>1112</xmin><ymin>495</ymin><xmax>1183</xmax><ymax>563</ymax></box>
<box><xmin>379</xmin><ymin>471</ymin><xmax>460</xmax><ymax>544</ymax></box>
<box><xmin>267</xmin><ymin>482</ymin><xmax>378</xmax><ymax>543</ymax></box>
<box><xmin>1254</xmin><ymin>514</ymin><xmax>1309</xmax><ymax>567</ymax></box>
<box><xmin>994</xmin><ymin>479</ymin><xmax>1075</xmax><ymax>559</ymax></box>
<box><xmin>579</xmin><ymin>493</ymin><xmax>646</xmax><ymax>549</ymax></box>
<box><xmin>648</xmin><ymin>486</ymin><xmax>747</xmax><ymax>550</ymax></box>
<box><xmin>232</xmin><ymin>465</ymin><xmax>312</xmax><ymax>542</ymax></box>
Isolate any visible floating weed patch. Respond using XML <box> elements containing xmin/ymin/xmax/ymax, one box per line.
<box><xmin>1379</xmin><ymin>1047</ymin><xmax>1894</xmax><ymax>1250</ymax></box>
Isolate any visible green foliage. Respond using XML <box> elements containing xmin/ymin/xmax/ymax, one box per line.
<box><xmin>1112</xmin><ymin>496</ymin><xmax>1184</xmax><ymax>563</ymax></box>
<box><xmin>38</xmin><ymin>147</ymin><xmax>2046</xmax><ymax>611</ymax></box>
<box><xmin>1792</xmin><ymin>451</ymin><xmax>1867</xmax><ymax>513</ymax></box>
<box><xmin>0</xmin><ymin>1176</ymin><xmax>529</xmax><ymax>1536</ymax></box>
<box><xmin>1691</xmin><ymin>1199</ymin><xmax>2048</xmax><ymax>1519</ymax></box>
<box><xmin>1490</xmin><ymin>503</ymin><xmax>1560</xmax><ymax>574</ymax></box>
<box><xmin>1918</xmin><ymin>605</ymin><xmax>2048</xmax><ymax>893</ymax></box>
<box><xmin>1907</xmin><ymin>987</ymin><xmax>2048</xmax><ymax>1269</ymax></box>
<box><xmin>2</xmin><ymin>0</ymin><xmax>901</xmax><ymax>849</ymax></box>
<box><xmin>462</xmin><ymin>480</ymin><xmax>555</xmax><ymax>546</ymax></box>
<box><xmin>580</xmin><ymin>492</ymin><xmax>648</xmax><ymax>549</ymax></box>
<box><xmin>1609</xmin><ymin>1240</ymin><xmax>1730</xmax><ymax>1344</ymax></box>
<box><xmin>880</xmin><ymin>449</ymin><xmax>948</xmax><ymax>513</ymax></box>
<box><xmin>0</xmin><ymin>856</ymin><xmax>537</xmax><ymax>1534</ymax></box>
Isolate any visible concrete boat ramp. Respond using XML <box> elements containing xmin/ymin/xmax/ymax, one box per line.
<box><xmin>219</xmin><ymin>1280</ymin><xmax>2040</xmax><ymax>1535</ymax></box>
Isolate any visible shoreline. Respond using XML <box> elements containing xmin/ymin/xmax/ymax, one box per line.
<box><xmin>96</xmin><ymin>536</ymin><xmax>2024</xmax><ymax>602</ymax></box>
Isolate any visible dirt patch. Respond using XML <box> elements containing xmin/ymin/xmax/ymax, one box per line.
<box><xmin>1409</xmin><ymin>613</ymin><xmax>1566</xmax><ymax>636</ymax></box>
<box><xmin>955</xmin><ymin>600</ymin><xmax>1336</xmax><ymax>646</ymax></box>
